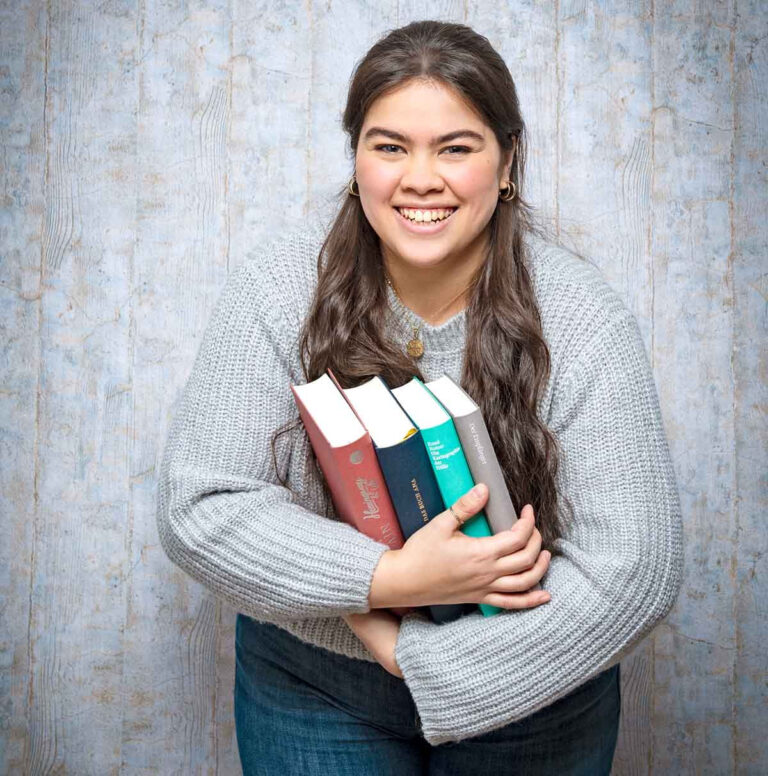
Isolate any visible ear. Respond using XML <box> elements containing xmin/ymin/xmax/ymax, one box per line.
<box><xmin>501</xmin><ymin>139</ymin><xmax>516</xmax><ymax>178</ymax></box>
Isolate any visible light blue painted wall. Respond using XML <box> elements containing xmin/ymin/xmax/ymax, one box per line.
<box><xmin>1</xmin><ymin>1</ymin><xmax>765</xmax><ymax>773</ymax></box>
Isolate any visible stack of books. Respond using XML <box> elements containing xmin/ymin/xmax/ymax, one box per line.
<box><xmin>291</xmin><ymin>370</ymin><xmax>519</xmax><ymax>624</ymax></box>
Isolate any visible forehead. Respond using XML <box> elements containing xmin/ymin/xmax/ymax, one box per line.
<box><xmin>361</xmin><ymin>79</ymin><xmax>488</xmax><ymax>139</ymax></box>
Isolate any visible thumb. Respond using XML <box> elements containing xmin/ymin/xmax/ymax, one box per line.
<box><xmin>438</xmin><ymin>483</ymin><xmax>489</xmax><ymax>533</ymax></box>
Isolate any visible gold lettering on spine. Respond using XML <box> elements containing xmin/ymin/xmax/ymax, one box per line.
<box><xmin>411</xmin><ymin>478</ymin><xmax>429</xmax><ymax>524</ymax></box>
<box><xmin>356</xmin><ymin>477</ymin><xmax>398</xmax><ymax>547</ymax></box>
<box><xmin>356</xmin><ymin>477</ymin><xmax>381</xmax><ymax>518</ymax></box>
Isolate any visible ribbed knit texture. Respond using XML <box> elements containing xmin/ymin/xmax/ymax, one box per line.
<box><xmin>156</xmin><ymin>223</ymin><xmax>684</xmax><ymax>746</ymax></box>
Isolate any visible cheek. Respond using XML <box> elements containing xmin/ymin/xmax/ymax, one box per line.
<box><xmin>449</xmin><ymin>161</ymin><xmax>500</xmax><ymax>200</ymax></box>
<box><xmin>356</xmin><ymin>157</ymin><xmax>397</xmax><ymax>197</ymax></box>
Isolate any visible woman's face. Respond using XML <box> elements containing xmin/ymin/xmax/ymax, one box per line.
<box><xmin>355</xmin><ymin>78</ymin><xmax>513</xmax><ymax>277</ymax></box>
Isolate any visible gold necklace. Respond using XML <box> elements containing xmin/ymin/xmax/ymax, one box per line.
<box><xmin>385</xmin><ymin>274</ymin><xmax>470</xmax><ymax>359</ymax></box>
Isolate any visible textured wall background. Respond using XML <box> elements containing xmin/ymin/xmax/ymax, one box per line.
<box><xmin>1</xmin><ymin>1</ymin><xmax>765</xmax><ymax>773</ymax></box>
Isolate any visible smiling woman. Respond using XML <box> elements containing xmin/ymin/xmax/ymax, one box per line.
<box><xmin>355</xmin><ymin>80</ymin><xmax>513</xmax><ymax>317</ymax></box>
<box><xmin>156</xmin><ymin>18</ymin><xmax>683</xmax><ymax>776</ymax></box>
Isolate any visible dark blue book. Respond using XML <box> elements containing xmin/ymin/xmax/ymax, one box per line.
<box><xmin>336</xmin><ymin>372</ymin><xmax>471</xmax><ymax>624</ymax></box>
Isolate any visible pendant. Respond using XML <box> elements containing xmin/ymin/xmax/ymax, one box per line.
<box><xmin>406</xmin><ymin>337</ymin><xmax>424</xmax><ymax>359</ymax></box>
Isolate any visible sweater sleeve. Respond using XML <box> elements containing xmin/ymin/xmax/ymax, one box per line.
<box><xmin>155</xmin><ymin>254</ymin><xmax>390</xmax><ymax>622</ymax></box>
<box><xmin>394</xmin><ymin>308</ymin><xmax>684</xmax><ymax>746</ymax></box>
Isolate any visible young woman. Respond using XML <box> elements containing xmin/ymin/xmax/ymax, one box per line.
<box><xmin>157</xmin><ymin>20</ymin><xmax>683</xmax><ymax>775</ymax></box>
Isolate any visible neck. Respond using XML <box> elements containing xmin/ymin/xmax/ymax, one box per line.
<box><xmin>382</xmin><ymin>236</ymin><xmax>488</xmax><ymax>326</ymax></box>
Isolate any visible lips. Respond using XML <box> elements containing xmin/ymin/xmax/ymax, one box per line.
<box><xmin>394</xmin><ymin>206</ymin><xmax>457</xmax><ymax>222</ymax></box>
<box><xmin>392</xmin><ymin>205</ymin><xmax>458</xmax><ymax>233</ymax></box>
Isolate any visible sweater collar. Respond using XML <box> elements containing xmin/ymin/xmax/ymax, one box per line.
<box><xmin>380</xmin><ymin>233</ymin><xmax>549</xmax><ymax>356</ymax></box>
<box><xmin>385</xmin><ymin>283</ymin><xmax>467</xmax><ymax>355</ymax></box>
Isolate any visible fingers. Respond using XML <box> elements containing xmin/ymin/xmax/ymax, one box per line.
<box><xmin>491</xmin><ymin>550</ymin><xmax>551</xmax><ymax>594</ymax></box>
<box><xmin>493</xmin><ymin>523</ymin><xmax>543</xmax><ymax>576</ymax></box>
<box><xmin>482</xmin><ymin>585</ymin><xmax>551</xmax><ymax>610</ymax></box>
<box><xmin>446</xmin><ymin>483</ymin><xmax>489</xmax><ymax>528</ymax></box>
<box><xmin>453</xmin><ymin>499</ymin><xmax>544</xmax><ymax>576</ymax></box>
<box><xmin>473</xmin><ymin>505</ymin><xmax>536</xmax><ymax>559</ymax></box>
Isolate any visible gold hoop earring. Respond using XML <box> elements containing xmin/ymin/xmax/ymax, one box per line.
<box><xmin>348</xmin><ymin>175</ymin><xmax>360</xmax><ymax>197</ymax></box>
<box><xmin>499</xmin><ymin>180</ymin><xmax>517</xmax><ymax>201</ymax></box>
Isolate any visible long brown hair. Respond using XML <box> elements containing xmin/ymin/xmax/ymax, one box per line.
<box><xmin>277</xmin><ymin>20</ymin><xmax>570</xmax><ymax>551</ymax></box>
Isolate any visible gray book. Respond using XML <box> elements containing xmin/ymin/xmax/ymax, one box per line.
<box><xmin>424</xmin><ymin>375</ymin><xmax>518</xmax><ymax>533</ymax></box>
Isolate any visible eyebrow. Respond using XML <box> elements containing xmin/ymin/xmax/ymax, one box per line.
<box><xmin>362</xmin><ymin>127</ymin><xmax>485</xmax><ymax>145</ymax></box>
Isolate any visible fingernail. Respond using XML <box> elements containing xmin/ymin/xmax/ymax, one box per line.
<box><xmin>471</xmin><ymin>483</ymin><xmax>486</xmax><ymax>498</ymax></box>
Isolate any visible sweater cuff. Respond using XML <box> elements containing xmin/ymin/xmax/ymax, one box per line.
<box><xmin>395</xmin><ymin>610</ymin><xmax>474</xmax><ymax>746</ymax></box>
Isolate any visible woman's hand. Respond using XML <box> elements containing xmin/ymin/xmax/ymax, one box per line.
<box><xmin>369</xmin><ymin>483</ymin><xmax>552</xmax><ymax>611</ymax></box>
<box><xmin>343</xmin><ymin>610</ymin><xmax>403</xmax><ymax>679</ymax></box>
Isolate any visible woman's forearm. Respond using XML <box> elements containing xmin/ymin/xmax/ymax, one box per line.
<box><xmin>343</xmin><ymin>610</ymin><xmax>404</xmax><ymax>678</ymax></box>
<box><xmin>368</xmin><ymin>549</ymin><xmax>411</xmax><ymax>608</ymax></box>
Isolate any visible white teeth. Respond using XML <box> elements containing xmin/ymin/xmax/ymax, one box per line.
<box><xmin>397</xmin><ymin>207</ymin><xmax>456</xmax><ymax>223</ymax></box>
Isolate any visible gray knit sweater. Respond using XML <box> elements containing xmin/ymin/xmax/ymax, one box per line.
<box><xmin>156</xmin><ymin>224</ymin><xmax>683</xmax><ymax>746</ymax></box>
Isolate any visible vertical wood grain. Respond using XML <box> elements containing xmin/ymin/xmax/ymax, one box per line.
<box><xmin>651</xmin><ymin>3</ymin><xmax>737</xmax><ymax>773</ymax></box>
<box><xmin>25</xmin><ymin>1</ymin><xmax>138</xmax><ymax>772</ymax></box>
<box><xmin>229</xmin><ymin>0</ymin><xmax>314</xmax><ymax>262</ymax></box>
<box><xmin>615</xmin><ymin>647</ymin><xmax>654</xmax><ymax>775</ymax></box>
<box><xmin>0</xmin><ymin>0</ymin><xmax>46</xmax><ymax>771</ymax></box>
<box><xmin>557</xmin><ymin>1</ymin><xmax>654</xmax><ymax>309</ymax></box>
<box><xmin>127</xmin><ymin>1</ymin><xmax>233</xmax><ymax>772</ymax></box>
<box><xmin>732</xmin><ymin>1</ymin><xmax>767</xmax><ymax>773</ymax></box>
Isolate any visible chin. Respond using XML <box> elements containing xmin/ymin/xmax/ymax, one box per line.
<box><xmin>393</xmin><ymin>252</ymin><xmax>453</xmax><ymax>271</ymax></box>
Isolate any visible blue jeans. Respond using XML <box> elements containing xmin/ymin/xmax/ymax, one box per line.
<box><xmin>234</xmin><ymin>614</ymin><xmax>620</xmax><ymax>775</ymax></box>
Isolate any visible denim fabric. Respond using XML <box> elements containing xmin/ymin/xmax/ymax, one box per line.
<box><xmin>234</xmin><ymin>614</ymin><xmax>621</xmax><ymax>776</ymax></box>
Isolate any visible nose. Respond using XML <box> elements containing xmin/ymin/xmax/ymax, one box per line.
<box><xmin>399</xmin><ymin>152</ymin><xmax>444</xmax><ymax>193</ymax></box>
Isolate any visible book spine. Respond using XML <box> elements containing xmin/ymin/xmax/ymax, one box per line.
<box><xmin>292</xmin><ymin>394</ymin><xmax>404</xmax><ymax>550</ymax></box>
<box><xmin>452</xmin><ymin>409</ymin><xmax>518</xmax><ymax>533</ymax></box>
<box><xmin>328</xmin><ymin>442</ymin><xmax>405</xmax><ymax>550</ymax></box>
<box><xmin>374</xmin><ymin>432</ymin><xmax>466</xmax><ymax>624</ymax></box>
<box><xmin>375</xmin><ymin>432</ymin><xmax>440</xmax><ymax>536</ymax></box>
<box><xmin>420</xmin><ymin>420</ymin><xmax>502</xmax><ymax>617</ymax></box>
<box><xmin>452</xmin><ymin>412</ymin><xmax>540</xmax><ymax>592</ymax></box>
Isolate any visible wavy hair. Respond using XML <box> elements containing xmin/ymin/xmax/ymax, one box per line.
<box><xmin>275</xmin><ymin>20</ymin><xmax>571</xmax><ymax>551</ymax></box>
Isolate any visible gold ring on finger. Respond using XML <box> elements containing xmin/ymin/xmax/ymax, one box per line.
<box><xmin>449</xmin><ymin>505</ymin><xmax>465</xmax><ymax>527</ymax></box>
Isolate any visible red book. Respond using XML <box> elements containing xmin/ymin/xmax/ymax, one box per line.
<box><xmin>290</xmin><ymin>373</ymin><xmax>404</xmax><ymax>550</ymax></box>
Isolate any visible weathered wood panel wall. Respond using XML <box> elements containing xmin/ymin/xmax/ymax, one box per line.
<box><xmin>1</xmin><ymin>1</ymin><xmax>765</xmax><ymax>773</ymax></box>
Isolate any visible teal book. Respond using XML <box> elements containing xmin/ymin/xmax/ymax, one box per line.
<box><xmin>391</xmin><ymin>377</ymin><xmax>502</xmax><ymax>618</ymax></box>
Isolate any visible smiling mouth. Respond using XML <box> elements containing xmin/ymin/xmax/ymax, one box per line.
<box><xmin>393</xmin><ymin>206</ymin><xmax>459</xmax><ymax>224</ymax></box>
